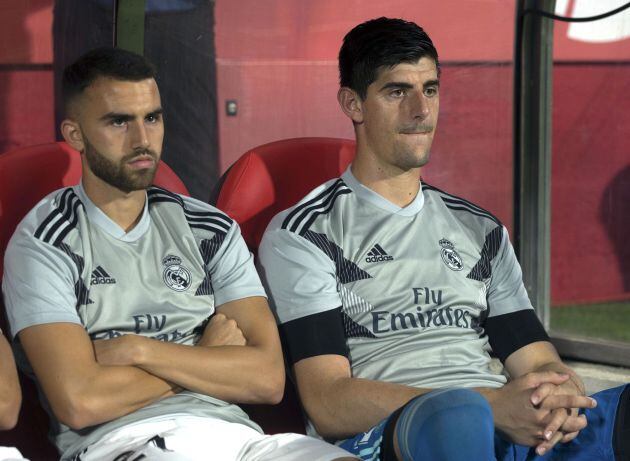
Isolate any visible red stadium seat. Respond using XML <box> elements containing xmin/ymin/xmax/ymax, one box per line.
<box><xmin>0</xmin><ymin>141</ymin><xmax>189</xmax><ymax>459</ymax></box>
<box><xmin>214</xmin><ymin>137</ymin><xmax>355</xmax><ymax>252</ymax></box>
<box><xmin>213</xmin><ymin>137</ymin><xmax>355</xmax><ymax>434</ymax></box>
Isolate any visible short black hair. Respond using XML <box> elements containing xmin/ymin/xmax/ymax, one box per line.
<box><xmin>62</xmin><ymin>47</ymin><xmax>157</xmax><ymax>115</ymax></box>
<box><xmin>339</xmin><ymin>17</ymin><xmax>440</xmax><ymax>99</ymax></box>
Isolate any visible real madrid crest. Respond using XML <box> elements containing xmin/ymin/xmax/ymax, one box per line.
<box><xmin>162</xmin><ymin>254</ymin><xmax>192</xmax><ymax>292</ymax></box>
<box><xmin>439</xmin><ymin>238</ymin><xmax>463</xmax><ymax>271</ymax></box>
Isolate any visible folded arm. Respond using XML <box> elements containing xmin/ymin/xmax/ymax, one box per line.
<box><xmin>19</xmin><ymin>322</ymin><xmax>178</xmax><ymax>430</ymax></box>
<box><xmin>95</xmin><ymin>296</ymin><xmax>285</xmax><ymax>405</ymax></box>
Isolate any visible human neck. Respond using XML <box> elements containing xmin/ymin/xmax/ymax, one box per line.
<box><xmin>351</xmin><ymin>155</ymin><xmax>422</xmax><ymax>208</ymax></box>
<box><xmin>82</xmin><ymin>177</ymin><xmax>146</xmax><ymax>232</ymax></box>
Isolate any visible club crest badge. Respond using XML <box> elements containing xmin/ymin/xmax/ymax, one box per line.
<box><xmin>439</xmin><ymin>238</ymin><xmax>463</xmax><ymax>271</ymax></box>
<box><xmin>162</xmin><ymin>254</ymin><xmax>192</xmax><ymax>292</ymax></box>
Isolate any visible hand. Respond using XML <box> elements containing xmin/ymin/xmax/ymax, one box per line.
<box><xmin>530</xmin><ymin>377</ymin><xmax>594</xmax><ymax>455</ymax></box>
<box><xmin>93</xmin><ymin>335</ymin><xmax>144</xmax><ymax>367</ymax></box>
<box><xmin>488</xmin><ymin>371</ymin><xmax>595</xmax><ymax>447</ymax></box>
<box><xmin>197</xmin><ymin>313</ymin><xmax>246</xmax><ymax>347</ymax></box>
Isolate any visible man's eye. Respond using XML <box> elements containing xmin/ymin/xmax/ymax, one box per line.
<box><xmin>146</xmin><ymin>114</ymin><xmax>161</xmax><ymax>123</ymax></box>
<box><xmin>390</xmin><ymin>89</ymin><xmax>406</xmax><ymax>98</ymax></box>
<box><xmin>424</xmin><ymin>87</ymin><xmax>438</xmax><ymax>97</ymax></box>
<box><xmin>112</xmin><ymin>119</ymin><xmax>126</xmax><ymax>127</ymax></box>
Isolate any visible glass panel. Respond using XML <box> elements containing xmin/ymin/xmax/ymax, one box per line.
<box><xmin>550</xmin><ymin>2</ymin><xmax>630</xmax><ymax>345</ymax></box>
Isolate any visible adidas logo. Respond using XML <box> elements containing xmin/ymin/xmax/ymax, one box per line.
<box><xmin>365</xmin><ymin>244</ymin><xmax>394</xmax><ymax>263</ymax></box>
<box><xmin>91</xmin><ymin>266</ymin><xmax>117</xmax><ymax>285</ymax></box>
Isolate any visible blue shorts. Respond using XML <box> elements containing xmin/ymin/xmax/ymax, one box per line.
<box><xmin>337</xmin><ymin>414</ymin><xmax>390</xmax><ymax>461</ymax></box>
<box><xmin>338</xmin><ymin>384</ymin><xmax>629</xmax><ymax>461</ymax></box>
<box><xmin>496</xmin><ymin>384</ymin><xmax>629</xmax><ymax>461</ymax></box>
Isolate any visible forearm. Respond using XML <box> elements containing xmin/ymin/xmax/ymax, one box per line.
<box><xmin>19</xmin><ymin>323</ymin><xmax>179</xmax><ymax>430</ymax></box>
<box><xmin>0</xmin><ymin>378</ymin><xmax>21</xmax><ymax>430</ymax></box>
<box><xmin>0</xmin><ymin>336</ymin><xmax>21</xmax><ymax>429</ymax></box>
<box><xmin>301</xmin><ymin>375</ymin><xmax>430</xmax><ymax>439</ymax></box>
<box><xmin>57</xmin><ymin>364</ymin><xmax>177</xmax><ymax>429</ymax></box>
<box><xmin>132</xmin><ymin>338</ymin><xmax>284</xmax><ymax>404</ymax></box>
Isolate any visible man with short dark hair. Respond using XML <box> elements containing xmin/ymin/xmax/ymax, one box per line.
<box><xmin>259</xmin><ymin>17</ymin><xmax>629</xmax><ymax>461</ymax></box>
<box><xmin>2</xmin><ymin>47</ymin><xmax>356</xmax><ymax>461</ymax></box>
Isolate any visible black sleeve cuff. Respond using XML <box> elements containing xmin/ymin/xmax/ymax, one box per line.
<box><xmin>280</xmin><ymin>307</ymin><xmax>348</xmax><ymax>364</ymax></box>
<box><xmin>485</xmin><ymin>309</ymin><xmax>549</xmax><ymax>362</ymax></box>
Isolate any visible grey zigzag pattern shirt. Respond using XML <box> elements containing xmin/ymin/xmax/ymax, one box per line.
<box><xmin>3</xmin><ymin>183</ymin><xmax>265</xmax><ymax>458</ymax></box>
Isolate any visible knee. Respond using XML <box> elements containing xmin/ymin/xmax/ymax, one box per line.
<box><xmin>441</xmin><ymin>388</ymin><xmax>492</xmax><ymax>415</ymax></box>
<box><xmin>396</xmin><ymin>389</ymin><xmax>495</xmax><ymax>460</ymax></box>
<box><xmin>405</xmin><ymin>388</ymin><xmax>494</xmax><ymax>430</ymax></box>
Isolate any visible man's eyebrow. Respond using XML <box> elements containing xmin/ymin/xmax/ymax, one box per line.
<box><xmin>379</xmin><ymin>81</ymin><xmax>415</xmax><ymax>92</ymax></box>
<box><xmin>379</xmin><ymin>79</ymin><xmax>440</xmax><ymax>92</ymax></box>
<box><xmin>100</xmin><ymin>107</ymin><xmax>163</xmax><ymax>122</ymax></box>
<box><xmin>100</xmin><ymin>112</ymin><xmax>133</xmax><ymax>122</ymax></box>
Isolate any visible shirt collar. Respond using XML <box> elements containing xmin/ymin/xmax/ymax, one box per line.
<box><xmin>341</xmin><ymin>166</ymin><xmax>425</xmax><ymax>216</ymax></box>
<box><xmin>74</xmin><ymin>182</ymin><xmax>150</xmax><ymax>242</ymax></box>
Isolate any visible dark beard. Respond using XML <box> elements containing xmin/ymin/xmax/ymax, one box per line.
<box><xmin>83</xmin><ymin>137</ymin><xmax>158</xmax><ymax>193</ymax></box>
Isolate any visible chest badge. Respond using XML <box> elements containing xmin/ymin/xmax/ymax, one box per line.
<box><xmin>439</xmin><ymin>238</ymin><xmax>463</xmax><ymax>271</ymax></box>
<box><xmin>162</xmin><ymin>255</ymin><xmax>192</xmax><ymax>292</ymax></box>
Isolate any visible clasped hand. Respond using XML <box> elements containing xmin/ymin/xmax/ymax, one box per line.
<box><xmin>493</xmin><ymin>371</ymin><xmax>596</xmax><ymax>455</ymax></box>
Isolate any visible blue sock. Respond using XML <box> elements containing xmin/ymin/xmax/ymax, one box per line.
<box><xmin>396</xmin><ymin>388</ymin><xmax>495</xmax><ymax>461</ymax></box>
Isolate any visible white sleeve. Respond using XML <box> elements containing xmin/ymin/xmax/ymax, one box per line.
<box><xmin>207</xmin><ymin>221</ymin><xmax>267</xmax><ymax>307</ymax></box>
<box><xmin>2</xmin><ymin>232</ymin><xmax>82</xmax><ymax>337</ymax></box>
<box><xmin>258</xmin><ymin>226</ymin><xmax>341</xmax><ymax>324</ymax></box>
<box><xmin>486</xmin><ymin>226</ymin><xmax>534</xmax><ymax>316</ymax></box>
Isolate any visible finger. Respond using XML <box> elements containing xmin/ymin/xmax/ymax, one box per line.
<box><xmin>531</xmin><ymin>382</ymin><xmax>557</xmax><ymax>406</ymax></box>
<box><xmin>560</xmin><ymin>413</ymin><xmax>587</xmax><ymax>433</ymax></box>
<box><xmin>536</xmin><ymin>430</ymin><xmax>564</xmax><ymax>456</ymax></box>
<box><xmin>561</xmin><ymin>431</ymin><xmax>579</xmax><ymax>443</ymax></box>
<box><xmin>524</xmin><ymin>371</ymin><xmax>570</xmax><ymax>389</ymax></box>
<box><xmin>542</xmin><ymin>408</ymin><xmax>569</xmax><ymax>441</ymax></box>
<box><xmin>540</xmin><ymin>394</ymin><xmax>597</xmax><ymax>410</ymax></box>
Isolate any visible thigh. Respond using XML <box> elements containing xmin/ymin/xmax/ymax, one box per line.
<box><xmin>336</xmin><ymin>388</ymin><xmax>489</xmax><ymax>461</ymax></box>
<box><xmin>161</xmin><ymin>416</ymin><xmax>265</xmax><ymax>460</ymax></box>
<box><xmin>0</xmin><ymin>447</ymin><xmax>28</xmax><ymax>461</ymax></box>
<box><xmin>75</xmin><ymin>416</ymin><xmax>261</xmax><ymax>461</ymax></box>
<box><xmin>241</xmin><ymin>433</ymin><xmax>356</xmax><ymax>461</ymax></box>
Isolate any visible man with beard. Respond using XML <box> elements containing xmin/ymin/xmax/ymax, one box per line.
<box><xmin>2</xmin><ymin>48</ymin><xmax>356</xmax><ymax>461</ymax></box>
<box><xmin>258</xmin><ymin>17</ymin><xmax>629</xmax><ymax>461</ymax></box>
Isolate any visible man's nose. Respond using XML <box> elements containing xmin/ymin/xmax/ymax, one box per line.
<box><xmin>408</xmin><ymin>91</ymin><xmax>430</xmax><ymax>119</ymax></box>
<box><xmin>129</xmin><ymin>121</ymin><xmax>150</xmax><ymax>149</ymax></box>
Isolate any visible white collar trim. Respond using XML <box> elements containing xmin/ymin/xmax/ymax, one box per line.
<box><xmin>74</xmin><ymin>182</ymin><xmax>150</xmax><ymax>242</ymax></box>
<box><xmin>341</xmin><ymin>166</ymin><xmax>425</xmax><ymax>216</ymax></box>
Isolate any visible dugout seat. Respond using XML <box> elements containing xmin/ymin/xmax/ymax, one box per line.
<box><xmin>213</xmin><ymin>137</ymin><xmax>355</xmax><ymax>252</ymax></box>
<box><xmin>0</xmin><ymin>141</ymin><xmax>189</xmax><ymax>459</ymax></box>
<box><xmin>212</xmin><ymin>137</ymin><xmax>356</xmax><ymax>434</ymax></box>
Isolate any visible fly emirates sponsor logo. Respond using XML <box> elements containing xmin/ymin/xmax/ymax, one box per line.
<box><xmin>370</xmin><ymin>287</ymin><xmax>481</xmax><ymax>334</ymax></box>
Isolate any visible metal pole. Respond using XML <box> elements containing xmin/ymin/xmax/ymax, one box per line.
<box><xmin>513</xmin><ymin>0</ymin><xmax>555</xmax><ymax>327</ymax></box>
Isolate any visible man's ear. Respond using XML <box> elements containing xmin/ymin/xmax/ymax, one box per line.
<box><xmin>337</xmin><ymin>87</ymin><xmax>364</xmax><ymax>124</ymax></box>
<box><xmin>60</xmin><ymin>119</ymin><xmax>85</xmax><ymax>153</ymax></box>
